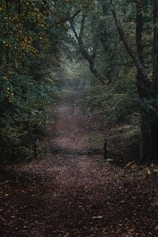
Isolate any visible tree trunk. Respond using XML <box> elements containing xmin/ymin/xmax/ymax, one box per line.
<box><xmin>149</xmin><ymin>0</ymin><xmax>158</xmax><ymax>162</ymax></box>
<box><xmin>136</xmin><ymin>0</ymin><xmax>158</xmax><ymax>163</ymax></box>
<box><xmin>70</xmin><ymin>15</ymin><xmax>106</xmax><ymax>85</ymax></box>
<box><xmin>110</xmin><ymin>1</ymin><xmax>150</xmax><ymax>98</ymax></box>
<box><xmin>135</xmin><ymin>1</ymin><xmax>149</xmax><ymax>162</ymax></box>
<box><xmin>153</xmin><ymin>0</ymin><xmax>158</xmax><ymax>94</ymax></box>
<box><xmin>110</xmin><ymin>1</ymin><xmax>154</xmax><ymax>162</ymax></box>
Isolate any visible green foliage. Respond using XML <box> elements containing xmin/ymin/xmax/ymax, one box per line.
<box><xmin>0</xmin><ymin>0</ymin><xmax>98</xmax><ymax>162</ymax></box>
<box><xmin>0</xmin><ymin>70</ymin><xmax>58</xmax><ymax>161</ymax></box>
<box><xmin>76</xmin><ymin>0</ymin><xmax>154</xmax><ymax>128</ymax></box>
<box><xmin>0</xmin><ymin>0</ymin><xmax>63</xmax><ymax>162</ymax></box>
<box><xmin>81</xmin><ymin>74</ymin><xmax>139</xmax><ymax>125</ymax></box>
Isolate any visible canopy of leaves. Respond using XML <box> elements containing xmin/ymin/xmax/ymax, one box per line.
<box><xmin>74</xmin><ymin>0</ymin><xmax>154</xmax><ymax>129</ymax></box>
<box><xmin>81</xmin><ymin>72</ymin><xmax>139</xmax><ymax>125</ymax></box>
<box><xmin>0</xmin><ymin>0</ymin><xmax>67</xmax><ymax>161</ymax></box>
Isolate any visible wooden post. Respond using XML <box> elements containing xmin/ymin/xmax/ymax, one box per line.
<box><xmin>104</xmin><ymin>139</ymin><xmax>107</xmax><ymax>159</ymax></box>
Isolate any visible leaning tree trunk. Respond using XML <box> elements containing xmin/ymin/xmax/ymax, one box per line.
<box><xmin>70</xmin><ymin>14</ymin><xmax>106</xmax><ymax>85</ymax></box>
<box><xmin>110</xmin><ymin>0</ymin><xmax>152</xmax><ymax>162</ymax></box>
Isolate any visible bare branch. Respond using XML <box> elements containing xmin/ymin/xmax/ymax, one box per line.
<box><xmin>57</xmin><ymin>10</ymin><xmax>81</xmax><ymax>25</ymax></box>
<box><xmin>69</xmin><ymin>19</ymin><xmax>79</xmax><ymax>40</ymax></box>
<box><xmin>79</xmin><ymin>14</ymin><xmax>86</xmax><ymax>40</ymax></box>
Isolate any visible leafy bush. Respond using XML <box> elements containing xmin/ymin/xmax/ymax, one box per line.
<box><xmin>81</xmin><ymin>75</ymin><xmax>139</xmax><ymax>125</ymax></box>
<box><xmin>0</xmin><ymin>71</ymin><xmax>59</xmax><ymax>162</ymax></box>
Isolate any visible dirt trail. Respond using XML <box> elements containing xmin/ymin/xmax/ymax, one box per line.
<box><xmin>0</xmin><ymin>90</ymin><xmax>158</xmax><ymax>237</ymax></box>
<box><xmin>51</xmin><ymin>90</ymin><xmax>91</xmax><ymax>155</ymax></box>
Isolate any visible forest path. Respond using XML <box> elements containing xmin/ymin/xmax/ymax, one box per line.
<box><xmin>0</xmin><ymin>90</ymin><xmax>158</xmax><ymax>237</ymax></box>
<box><xmin>50</xmin><ymin>90</ymin><xmax>92</xmax><ymax>155</ymax></box>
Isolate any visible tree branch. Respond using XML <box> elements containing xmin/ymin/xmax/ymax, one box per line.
<box><xmin>79</xmin><ymin>14</ymin><xmax>86</xmax><ymax>39</ymax></box>
<box><xmin>110</xmin><ymin>0</ymin><xmax>150</xmax><ymax>97</ymax></box>
<box><xmin>70</xmin><ymin>15</ymin><xmax>106</xmax><ymax>84</ymax></box>
<box><xmin>110</xmin><ymin>1</ymin><xmax>143</xmax><ymax>73</ymax></box>
<box><xmin>69</xmin><ymin>19</ymin><xmax>79</xmax><ymax>40</ymax></box>
<box><xmin>57</xmin><ymin>10</ymin><xmax>81</xmax><ymax>25</ymax></box>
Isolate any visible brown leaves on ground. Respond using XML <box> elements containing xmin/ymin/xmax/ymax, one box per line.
<box><xmin>0</xmin><ymin>90</ymin><xmax>158</xmax><ymax>237</ymax></box>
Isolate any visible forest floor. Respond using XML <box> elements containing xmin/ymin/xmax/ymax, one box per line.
<box><xmin>0</xmin><ymin>90</ymin><xmax>158</xmax><ymax>237</ymax></box>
